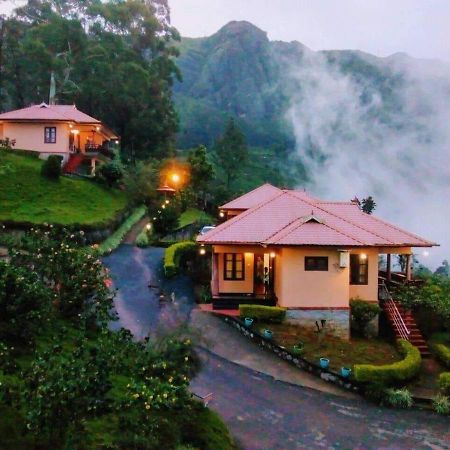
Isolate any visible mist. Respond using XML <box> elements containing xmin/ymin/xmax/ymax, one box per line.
<box><xmin>286</xmin><ymin>50</ymin><xmax>450</xmax><ymax>269</ymax></box>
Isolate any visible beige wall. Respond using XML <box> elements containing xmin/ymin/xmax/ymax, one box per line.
<box><xmin>349</xmin><ymin>248</ymin><xmax>379</xmax><ymax>302</ymax></box>
<box><xmin>276</xmin><ymin>247</ymin><xmax>350</xmax><ymax>308</ymax></box>
<box><xmin>2</xmin><ymin>122</ymin><xmax>70</xmax><ymax>154</ymax></box>
<box><xmin>217</xmin><ymin>250</ymin><xmax>255</xmax><ymax>294</ymax></box>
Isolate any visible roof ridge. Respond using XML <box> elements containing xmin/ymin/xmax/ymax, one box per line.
<box><xmin>220</xmin><ymin>183</ymin><xmax>281</xmax><ymax>209</ymax></box>
<box><xmin>199</xmin><ymin>190</ymin><xmax>287</xmax><ymax>243</ymax></box>
<box><xmin>284</xmin><ymin>190</ymin><xmax>397</xmax><ymax>245</ymax></box>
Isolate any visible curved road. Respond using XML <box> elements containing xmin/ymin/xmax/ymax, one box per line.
<box><xmin>104</xmin><ymin>245</ymin><xmax>450</xmax><ymax>450</ymax></box>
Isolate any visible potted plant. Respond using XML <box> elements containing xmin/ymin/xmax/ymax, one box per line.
<box><xmin>341</xmin><ymin>367</ymin><xmax>352</xmax><ymax>378</ymax></box>
<box><xmin>244</xmin><ymin>317</ymin><xmax>254</xmax><ymax>328</ymax></box>
<box><xmin>292</xmin><ymin>342</ymin><xmax>304</xmax><ymax>355</ymax></box>
<box><xmin>263</xmin><ymin>329</ymin><xmax>273</xmax><ymax>339</ymax></box>
<box><xmin>319</xmin><ymin>357</ymin><xmax>330</xmax><ymax>369</ymax></box>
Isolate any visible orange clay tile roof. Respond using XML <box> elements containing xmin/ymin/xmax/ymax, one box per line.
<box><xmin>199</xmin><ymin>184</ymin><xmax>437</xmax><ymax>248</ymax></box>
<box><xmin>0</xmin><ymin>103</ymin><xmax>101</xmax><ymax>124</ymax></box>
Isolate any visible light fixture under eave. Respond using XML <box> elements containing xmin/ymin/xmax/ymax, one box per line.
<box><xmin>270</xmin><ymin>252</ymin><xmax>276</xmax><ymax>258</ymax></box>
<box><xmin>219</xmin><ymin>211</ymin><xmax>225</xmax><ymax>218</ymax></box>
<box><xmin>360</xmin><ymin>253</ymin><xmax>367</xmax><ymax>260</ymax></box>
<box><xmin>199</xmin><ymin>248</ymin><xmax>206</xmax><ymax>256</ymax></box>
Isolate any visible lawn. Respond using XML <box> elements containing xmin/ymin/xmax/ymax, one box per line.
<box><xmin>253</xmin><ymin>321</ymin><xmax>401</xmax><ymax>371</ymax></box>
<box><xmin>176</xmin><ymin>207</ymin><xmax>214</xmax><ymax>230</ymax></box>
<box><xmin>0</xmin><ymin>151</ymin><xmax>128</xmax><ymax>227</ymax></box>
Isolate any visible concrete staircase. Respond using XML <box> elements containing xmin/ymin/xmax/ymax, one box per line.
<box><xmin>383</xmin><ymin>299</ymin><xmax>431</xmax><ymax>357</ymax></box>
<box><xmin>63</xmin><ymin>153</ymin><xmax>84</xmax><ymax>174</ymax></box>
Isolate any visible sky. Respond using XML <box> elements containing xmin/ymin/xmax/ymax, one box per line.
<box><xmin>169</xmin><ymin>0</ymin><xmax>450</xmax><ymax>62</ymax></box>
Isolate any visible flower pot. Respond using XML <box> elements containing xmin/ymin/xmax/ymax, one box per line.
<box><xmin>341</xmin><ymin>367</ymin><xmax>352</xmax><ymax>378</ymax></box>
<box><xmin>319</xmin><ymin>357</ymin><xmax>330</xmax><ymax>369</ymax></box>
<box><xmin>244</xmin><ymin>317</ymin><xmax>254</xmax><ymax>328</ymax></box>
<box><xmin>263</xmin><ymin>329</ymin><xmax>273</xmax><ymax>339</ymax></box>
<box><xmin>292</xmin><ymin>342</ymin><xmax>304</xmax><ymax>355</ymax></box>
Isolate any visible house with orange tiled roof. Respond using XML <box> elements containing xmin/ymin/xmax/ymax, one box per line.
<box><xmin>0</xmin><ymin>103</ymin><xmax>119</xmax><ymax>174</ymax></box>
<box><xmin>197</xmin><ymin>184</ymin><xmax>437</xmax><ymax>338</ymax></box>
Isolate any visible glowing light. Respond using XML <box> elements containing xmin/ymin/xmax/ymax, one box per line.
<box><xmin>199</xmin><ymin>248</ymin><xmax>206</xmax><ymax>256</ymax></box>
<box><xmin>171</xmin><ymin>173</ymin><xmax>180</xmax><ymax>183</ymax></box>
<box><xmin>422</xmin><ymin>250</ymin><xmax>430</xmax><ymax>257</ymax></box>
<box><xmin>146</xmin><ymin>224</ymin><xmax>151</xmax><ymax>231</ymax></box>
<box><xmin>162</xmin><ymin>204</ymin><xmax>166</xmax><ymax>209</ymax></box>
<box><xmin>360</xmin><ymin>253</ymin><xmax>367</xmax><ymax>260</ymax></box>
<box><xmin>115</xmin><ymin>140</ymin><xmax>119</xmax><ymax>144</ymax></box>
<box><xmin>219</xmin><ymin>211</ymin><xmax>225</xmax><ymax>218</ymax></box>
<box><xmin>69</xmin><ymin>124</ymin><xmax>73</xmax><ymax>128</ymax></box>
<box><xmin>96</xmin><ymin>126</ymin><xmax>100</xmax><ymax>131</ymax></box>
<box><xmin>165</xmin><ymin>199</ymin><xmax>170</xmax><ymax>204</ymax></box>
<box><xmin>71</xmin><ymin>129</ymin><xmax>79</xmax><ymax>135</ymax></box>
<box><xmin>270</xmin><ymin>252</ymin><xmax>276</xmax><ymax>258</ymax></box>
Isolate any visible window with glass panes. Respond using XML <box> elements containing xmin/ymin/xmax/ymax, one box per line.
<box><xmin>350</xmin><ymin>254</ymin><xmax>368</xmax><ymax>285</ymax></box>
<box><xmin>44</xmin><ymin>127</ymin><xmax>56</xmax><ymax>143</ymax></box>
<box><xmin>224</xmin><ymin>253</ymin><xmax>245</xmax><ymax>280</ymax></box>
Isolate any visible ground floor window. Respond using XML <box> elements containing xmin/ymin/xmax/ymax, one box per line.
<box><xmin>44</xmin><ymin>126</ymin><xmax>56</xmax><ymax>143</ymax></box>
<box><xmin>224</xmin><ymin>253</ymin><xmax>245</xmax><ymax>280</ymax></box>
<box><xmin>350</xmin><ymin>254</ymin><xmax>368</xmax><ymax>284</ymax></box>
<box><xmin>305</xmin><ymin>256</ymin><xmax>328</xmax><ymax>271</ymax></box>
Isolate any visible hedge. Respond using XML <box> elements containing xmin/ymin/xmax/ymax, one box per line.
<box><xmin>164</xmin><ymin>241</ymin><xmax>197</xmax><ymax>278</ymax></box>
<box><xmin>239</xmin><ymin>305</ymin><xmax>287</xmax><ymax>324</ymax></box>
<box><xmin>439</xmin><ymin>373</ymin><xmax>450</xmax><ymax>395</ymax></box>
<box><xmin>354</xmin><ymin>339</ymin><xmax>422</xmax><ymax>385</ymax></box>
<box><xmin>429</xmin><ymin>333</ymin><xmax>450</xmax><ymax>368</ymax></box>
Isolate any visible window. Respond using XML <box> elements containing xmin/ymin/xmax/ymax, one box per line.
<box><xmin>350</xmin><ymin>254</ymin><xmax>368</xmax><ymax>285</ymax></box>
<box><xmin>224</xmin><ymin>253</ymin><xmax>245</xmax><ymax>280</ymax></box>
<box><xmin>305</xmin><ymin>256</ymin><xmax>328</xmax><ymax>271</ymax></box>
<box><xmin>44</xmin><ymin>127</ymin><xmax>56</xmax><ymax>144</ymax></box>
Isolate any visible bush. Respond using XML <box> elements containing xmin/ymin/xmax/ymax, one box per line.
<box><xmin>384</xmin><ymin>388</ymin><xmax>413</xmax><ymax>409</ymax></box>
<box><xmin>429</xmin><ymin>333</ymin><xmax>450</xmax><ymax>368</ymax></box>
<box><xmin>98</xmin><ymin>161</ymin><xmax>123</xmax><ymax>186</ymax></box>
<box><xmin>135</xmin><ymin>229</ymin><xmax>149</xmax><ymax>247</ymax></box>
<box><xmin>164</xmin><ymin>241</ymin><xmax>198</xmax><ymax>277</ymax></box>
<box><xmin>433</xmin><ymin>394</ymin><xmax>450</xmax><ymax>415</ymax></box>
<box><xmin>41</xmin><ymin>155</ymin><xmax>62</xmax><ymax>179</ymax></box>
<box><xmin>354</xmin><ymin>339</ymin><xmax>421</xmax><ymax>385</ymax></box>
<box><xmin>350</xmin><ymin>298</ymin><xmax>380</xmax><ymax>336</ymax></box>
<box><xmin>438</xmin><ymin>372</ymin><xmax>450</xmax><ymax>395</ymax></box>
<box><xmin>239</xmin><ymin>305</ymin><xmax>287</xmax><ymax>324</ymax></box>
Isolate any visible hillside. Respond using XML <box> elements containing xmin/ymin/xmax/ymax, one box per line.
<box><xmin>0</xmin><ymin>152</ymin><xmax>128</xmax><ymax>227</ymax></box>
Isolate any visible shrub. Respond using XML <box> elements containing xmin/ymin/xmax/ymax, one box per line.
<box><xmin>98</xmin><ymin>161</ymin><xmax>123</xmax><ymax>186</ymax></box>
<box><xmin>41</xmin><ymin>155</ymin><xmax>62</xmax><ymax>179</ymax></box>
<box><xmin>433</xmin><ymin>394</ymin><xmax>450</xmax><ymax>415</ymax></box>
<box><xmin>164</xmin><ymin>241</ymin><xmax>197</xmax><ymax>278</ymax></box>
<box><xmin>239</xmin><ymin>305</ymin><xmax>287</xmax><ymax>324</ymax></box>
<box><xmin>429</xmin><ymin>333</ymin><xmax>450</xmax><ymax>368</ymax></box>
<box><xmin>153</xmin><ymin>204</ymin><xmax>180</xmax><ymax>235</ymax></box>
<box><xmin>135</xmin><ymin>229</ymin><xmax>149</xmax><ymax>247</ymax></box>
<box><xmin>350</xmin><ymin>298</ymin><xmax>380</xmax><ymax>336</ymax></box>
<box><xmin>438</xmin><ymin>372</ymin><xmax>450</xmax><ymax>395</ymax></box>
<box><xmin>384</xmin><ymin>388</ymin><xmax>413</xmax><ymax>409</ymax></box>
<box><xmin>354</xmin><ymin>339</ymin><xmax>421</xmax><ymax>385</ymax></box>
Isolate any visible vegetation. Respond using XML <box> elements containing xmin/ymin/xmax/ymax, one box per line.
<box><xmin>429</xmin><ymin>333</ymin><xmax>450</xmax><ymax>368</ymax></box>
<box><xmin>239</xmin><ymin>305</ymin><xmax>287</xmax><ymax>324</ymax></box>
<box><xmin>40</xmin><ymin>155</ymin><xmax>62</xmax><ymax>180</ymax></box>
<box><xmin>0</xmin><ymin>152</ymin><xmax>128</xmax><ymax>227</ymax></box>
<box><xmin>97</xmin><ymin>160</ymin><xmax>124</xmax><ymax>187</ymax></box>
<box><xmin>383</xmin><ymin>388</ymin><xmax>414</xmax><ymax>409</ymax></box>
<box><xmin>354</xmin><ymin>340</ymin><xmax>421</xmax><ymax>385</ymax></box>
<box><xmin>433</xmin><ymin>394</ymin><xmax>450</xmax><ymax>415</ymax></box>
<box><xmin>361</xmin><ymin>196</ymin><xmax>376</xmax><ymax>214</ymax></box>
<box><xmin>177</xmin><ymin>208</ymin><xmax>214</xmax><ymax>230</ymax></box>
<box><xmin>164</xmin><ymin>241</ymin><xmax>198</xmax><ymax>278</ymax></box>
<box><xmin>253</xmin><ymin>321</ymin><xmax>400</xmax><ymax>372</ymax></box>
<box><xmin>98</xmin><ymin>206</ymin><xmax>146</xmax><ymax>255</ymax></box>
<box><xmin>350</xmin><ymin>298</ymin><xmax>381</xmax><ymax>336</ymax></box>
<box><xmin>0</xmin><ymin>229</ymin><xmax>235</xmax><ymax>449</ymax></box>
<box><xmin>438</xmin><ymin>373</ymin><xmax>450</xmax><ymax>395</ymax></box>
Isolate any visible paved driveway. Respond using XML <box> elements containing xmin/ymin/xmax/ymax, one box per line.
<box><xmin>105</xmin><ymin>245</ymin><xmax>450</xmax><ymax>449</ymax></box>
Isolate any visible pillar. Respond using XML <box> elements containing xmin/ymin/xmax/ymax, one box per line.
<box><xmin>386</xmin><ymin>253</ymin><xmax>392</xmax><ymax>284</ymax></box>
<box><xmin>405</xmin><ymin>254</ymin><xmax>412</xmax><ymax>281</ymax></box>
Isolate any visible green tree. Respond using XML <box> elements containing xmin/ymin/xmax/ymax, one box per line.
<box><xmin>214</xmin><ymin>118</ymin><xmax>248</xmax><ymax>189</ymax></box>
<box><xmin>435</xmin><ymin>260</ymin><xmax>450</xmax><ymax>277</ymax></box>
<box><xmin>187</xmin><ymin>144</ymin><xmax>214</xmax><ymax>206</ymax></box>
<box><xmin>361</xmin><ymin>196</ymin><xmax>376</xmax><ymax>214</ymax></box>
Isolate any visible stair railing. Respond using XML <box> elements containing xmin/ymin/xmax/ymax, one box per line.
<box><xmin>379</xmin><ymin>281</ymin><xmax>410</xmax><ymax>341</ymax></box>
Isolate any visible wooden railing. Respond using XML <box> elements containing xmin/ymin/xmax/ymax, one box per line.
<box><xmin>379</xmin><ymin>281</ymin><xmax>410</xmax><ymax>340</ymax></box>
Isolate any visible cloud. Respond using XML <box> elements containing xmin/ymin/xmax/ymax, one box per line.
<box><xmin>287</xmin><ymin>50</ymin><xmax>450</xmax><ymax>269</ymax></box>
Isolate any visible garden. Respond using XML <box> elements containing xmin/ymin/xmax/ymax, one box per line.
<box><xmin>0</xmin><ymin>227</ymin><xmax>236</xmax><ymax>449</ymax></box>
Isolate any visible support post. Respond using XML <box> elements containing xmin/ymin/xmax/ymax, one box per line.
<box><xmin>386</xmin><ymin>253</ymin><xmax>392</xmax><ymax>285</ymax></box>
<box><xmin>405</xmin><ymin>254</ymin><xmax>412</xmax><ymax>281</ymax></box>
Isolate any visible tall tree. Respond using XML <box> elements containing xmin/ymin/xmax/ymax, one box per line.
<box><xmin>214</xmin><ymin>118</ymin><xmax>248</xmax><ymax>189</ymax></box>
<box><xmin>187</xmin><ymin>144</ymin><xmax>214</xmax><ymax>205</ymax></box>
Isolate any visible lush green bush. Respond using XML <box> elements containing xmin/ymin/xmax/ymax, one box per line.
<box><xmin>354</xmin><ymin>339</ymin><xmax>421</xmax><ymax>385</ymax></box>
<box><xmin>40</xmin><ymin>155</ymin><xmax>62</xmax><ymax>180</ymax></box>
<box><xmin>384</xmin><ymin>388</ymin><xmax>413</xmax><ymax>409</ymax></box>
<box><xmin>98</xmin><ymin>206</ymin><xmax>146</xmax><ymax>255</ymax></box>
<box><xmin>164</xmin><ymin>241</ymin><xmax>198</xmax><ymax>278</ymax></box>
<box><xmin>152</xmin><ymin>203</ymin><xmax>180</xmax><ymax>235</ymax></box>
<box><xmin>350</xmin><ymin>298</ymin><xmax>381</xmax><ymax>336</ymax></box>
<box><xmin>239</xmin><ymin>305</ymin><xmax>287</xmax><ymax>324</ymax></box>
<box><xmin>433</xmin><ymin>394</ymin><xmax>450</xmax><ymax>415</ymax></box>
<box><xmin>439</xmin><ymin>372</ymin><xmax>450</xmax><ymax>395</ymax></box>
<box><xmin>429</xmin><ymin>333</ymin><xmax>450</xmax><ymax>368</ymax></box>
<box><xmin>135</xmin><ymin>229</ymin><xmax>150</xmax><ymax>247</ymax></box>
<box><xmin>97</xmin><ymin>161</ymin><xmax>123</xmax><ymax>186</ymax></box>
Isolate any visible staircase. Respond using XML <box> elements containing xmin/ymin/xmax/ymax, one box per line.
<box><xmin>63</xmin><ymin>154</ymin><xmax>84</xmax><ymax>174</ymax></box>
<box><xmin>380</xmin><ymin>283</ymin><xmax>431</xmax><ymax>357</ymax></box>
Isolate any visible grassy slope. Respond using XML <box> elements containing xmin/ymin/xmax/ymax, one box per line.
<box><xmin>0</xmin><ymin>152</ymin><xmax>128</xmax><ymax>226</ymax></box>
<box><xmin>177</xmin><ymin>208</ymin><xmax>214</xmax><ymax>229</ymax></box>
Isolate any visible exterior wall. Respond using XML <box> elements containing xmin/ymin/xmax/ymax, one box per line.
<box><xmin>275</xmin><ymin>247</ymin><xmax>350</xmax><ymax>309</ymax></box>
<box><xmin>348</xmin><ymin>248</ymin><xmax>379</xmax><ymax>302</ymax></box>
<box><xmin>0</xmin><ymin>123</ymin><xmax>3</xmax><ymax>139</ymax></box>
<box><xmin>2</xmin><ymin>122</ymin><xmax>70</xmax><ymax>155</ymax></box>
<box><xmin>217</xmin><ymin>250</ymin><xmax>254</xmax><ymax>294</ymax></box>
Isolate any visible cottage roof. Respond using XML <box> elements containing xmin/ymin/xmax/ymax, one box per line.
<box><xmin>199</xmin><ymin>184</ymin><xmax>436</xmax><ymax>248</ymax></box>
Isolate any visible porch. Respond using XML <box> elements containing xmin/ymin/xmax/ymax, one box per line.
<box><xmin>212</xmin><ymin>293</ymin><xmax>277</xmax><ymax>310</ymax></box>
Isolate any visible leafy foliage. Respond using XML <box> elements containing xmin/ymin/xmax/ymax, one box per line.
<box><xmin>40</xmin><ymin>155</ymin><xmax>62</xmax><ymax>180</ymax></box>
<box><xmin>152</xmin><ymin>203</ymin><xmax>180</xmax><ymax>235</ymax></box>
<box><xmin>350</xmin><ymin>298</ymin><xmax>381</xmax><ymax>336</ymax></box>
<box><xmin>354</xmin><ymin>339</ymin><xmax>421</xmax><ymax>385</ymax></box>
<box><xmin>429</xmin><ymin>333</ymin><xmax>450</xmax><ymax>368</ymax></box>
<box><xmin>97</xmin><ymin>160</ymin><xmax>124</xmax><ymax>187</ymax></box>
<box><xmin>164</xmin><ymin>241</ymin><xmax>197</xmax><ymax>277</ymax></box>
<box><xmin>433</xmin><ymin>394</ymin><xmax>450</xmax><ymax>415</ymax></box>
<box><xmin>383</xmin><ymin>388</ymin><xmax>413</xmax><ymax>409</ymax></box>
<box><xmin>438</xmin><ymin>372</ymin><xmax>450</xmax><ymax>395</ymax></box>
<box><xmin>361</xmin><ymin>196</ymin><xmax>376</xmax><ymax>214</ymax></box>
<box><xmin>239</xmin><ymin>305</ymin><xmax>287</xmax><ymax>324</ymax></box>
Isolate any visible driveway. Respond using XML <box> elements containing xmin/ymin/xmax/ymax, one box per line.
<box><xmin>105</xmin><ymin>245</ymin><xmax>450</xmax><ymax>449</ymax></box>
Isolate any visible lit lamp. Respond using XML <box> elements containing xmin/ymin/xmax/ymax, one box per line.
<box><xmin>146</xmin><ymin>223</ymin><xmax>151</xmax><ymax>231</ymax></box>
<box><xmin>165</xmin><ymin>199</ymin><xmax>170</xmax><ymax>204</ymax></box>
<box><xmin>360</xmin><ymin>253</ymin><xmax>367</xmax><ymax>260</ymax></box>
<box><xmin>219</xmin><ymin>211</ymin><xmax>225</xmax><ymax>218</ymax></box>
<box><xmin>171</xmin><ymin>173</ymin><xmax>180</xmax><ymax>184</ymax></box>
<box><xmin>199</xmin><ymin>248</ymin><xmax>206</xmax><ymax>256</ymax></box>
<box><xmin>270</xmin><ymin>252</ymin><xmax>276</xmax><ymax>258</ymax></box>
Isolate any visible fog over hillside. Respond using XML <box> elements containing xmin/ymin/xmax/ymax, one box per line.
<box><xmin>287</xmin><ymin>51</ymin><xmax>450</xmax><ymax>268</ymax></box>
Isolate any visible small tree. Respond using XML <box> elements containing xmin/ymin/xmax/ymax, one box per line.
<box><xmin>187</xmin><ymin>145</ymin><xmax>214</xmax><ymax>206</ymax></box>
<box><xmin>98</xmin><ymin>160</ymin><xmax>123</xmax><ymax>186</ymax></box>
<box><xmin>41</xmin><ymin>155</ymin><xmax>62</xmax><ymax>180</ymax></box>
<box><xmin>361</xmin><ymin>196</ymin><xmax>376</xmax><ymax>214</ymax></box>
<box><xmin>152</xmin><ymin>204</ymin><xmax>179</xmax><ymax>235</ymax></box>
<box><xmin>435</xmin><ymin>260</ymin><xmax>450</xmax><ymax>277</ymax></box>
<box><xmin>350</xmin><ymin>298</ymin><xmax>381</xmax><ymax>337</ymax></box>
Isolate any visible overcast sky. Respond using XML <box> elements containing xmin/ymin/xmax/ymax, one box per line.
<box><xmin>169</xmin><ymin>0</ymin><xmax>450</xmax><ymax>62</ymax></box>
